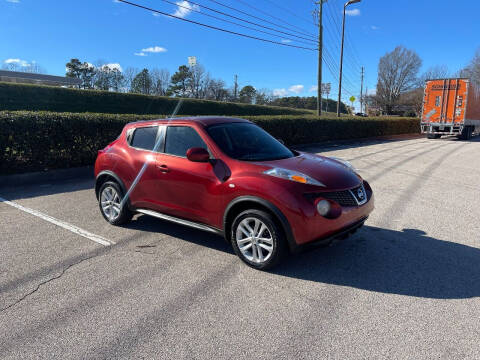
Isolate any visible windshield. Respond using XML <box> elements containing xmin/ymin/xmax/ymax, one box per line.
<box><xmin>207</xmin><ymin>122</ymin><xmax>295</xmax><ymax>161</ymax></box>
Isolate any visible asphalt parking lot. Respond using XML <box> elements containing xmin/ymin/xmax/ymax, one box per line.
<box><xmin>1</xmin><ymin>135</ymin><xmax>480</xmax><ymax>359</ymax></box>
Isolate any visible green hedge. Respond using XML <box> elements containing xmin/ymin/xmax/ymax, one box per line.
<box><xmin>244</xmin><ymin>115</ymin><xmax>420</xmax><ymax>145</ymax></box>
<box><xmin>0</xmin><ymin>111</ymin><xmax>420</xmax><ymax>174</ymax></box>
<box><xmin>0</xmin><ymin>82</ymin><xmax>309</xmax><ymax>116</ymax></box>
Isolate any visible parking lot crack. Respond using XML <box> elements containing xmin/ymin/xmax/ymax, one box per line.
<box><xmin>0</xmin><ymin>253</ymin><xmax>101</xmax><ymax>313</ymax></box>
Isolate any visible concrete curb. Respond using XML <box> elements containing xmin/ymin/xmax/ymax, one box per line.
<box><xmin>0</xmin><ymin>166</ymin><xmax>93</xmax><ymax>188</ymax></box>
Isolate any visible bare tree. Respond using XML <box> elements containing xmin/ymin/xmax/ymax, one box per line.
<box><xmin>375</xmin><ymin>46</ymin><xmax>422</xmax><ymax>114</ymax></box>
<box><xmin>124</xmin><ymin>67</ymin><xmax>139</xmax><ymax>93</ymax></box>
<box><xmin>205</xmin><ymin>78</ymin><xmax>228</xmax><ymax>101</ymax></box>
<box><xmin>188</xmin><ymin>64</ymin><xmax>207</xmax><ymax>98</ymax></box>
<box><xmin>150</xmin><ymin>68</ymin><xmax>171</xmax><ymax>96</ymax></box>
<box><xmin>461</xmin><ymin>49</ymin><xmax>480</xmax><ymax>86</ymax></box>
<box><xmin>2</xmin><ymin>60</ymin><xmax>44</xmax><ymax>73</ymax></box>
<box><xmin>417</xmin><ymin>65</ymin><xmax>449</xmax><ymax>87</ymax></box>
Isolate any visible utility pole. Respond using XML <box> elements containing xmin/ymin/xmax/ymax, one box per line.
<box><xmin>314</xmin><ymin>1</ymin><xmax>326</xmax><ymax>116</ymax></box>
<box><xmin>337</xmin><ymin>0</ymin><xmax>361</xmax><ymax>117</ymax></box>
<box><xmin>233</xmin><ymin>75</ymin><xmax>238</xmax><ymax>101</ymax></box>
<box><xmin>365</xmin><ymin>86</ymin><xmax>368</xmax><ymax>115</ymax></box>
<box><xmin>360</xmin><ymin>66</ymin><xmax>364</xmax><ymax>113</ymax></box>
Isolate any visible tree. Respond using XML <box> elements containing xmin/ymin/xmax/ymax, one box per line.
<box><xmin>151</xmin><ymin>68</ymin><xmax>170</xmax><ymax>96</ymax></box>
<box><xmin>461</xmin><ymin>49</ymin><xmax>480</xmax><ymax>86</ymax></box>
<box><xmin>188</xmin><ymin>64</ymin><xmax>208</xmax><ymax>98</ymax></box>
<box><xmin>375</xmin><ymin>46</ymin><xmax>422</xmax><ymax>114</ymax></box>
<box><xmin>131</xmin><ymin>68</ymin><xmax>152</xmax><ymax>95</ymax></box>
<box><xmin>239</xmin><ymin>85</ymin><xmax>256</xmax><ymax>104</ymax></box>
<box><xmin>254</xmin><ymin>89</ymin><xmax>273</xmax><ymax>105</ymax></box>
<box><xmin>66</xmin><ymin>59</ymin><xmax>96</xmax><ymax>89</ymax></box>
<box><xmin>2</xmin><ymin>60</ymin><xmax>43</xmax><ymax>73</ymax></box>
<box><xmin>205</xmin><ymin>79</ymin><xmax>229</xmax><ymax>101</ymax></box>
<box><xmin>66</xmin><ymin>59</ymin><xmax>83</xmax><ymax>80</ymax></box>
<box><xmin>168</xmin><ymin>65</ymin><xmax>191</xmax><ymax>97</ymax></box>
<box><xmin>123</xmin><ymin>67</ymin><xmax>139</xmax><ymax>92</ymax></box>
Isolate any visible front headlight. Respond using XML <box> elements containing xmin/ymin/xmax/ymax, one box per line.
<box><xmin>263</xmin><ymin>168</ymin><xmax>325</xmax><ymax>187</ymax></box>
<box><xmin>331</xmin><ymin>157</ymin><xmax>357</xmax><ymax>172</ymax></box>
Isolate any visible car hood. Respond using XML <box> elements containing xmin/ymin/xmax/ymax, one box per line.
<box><xmin>259</xmin><ymin>152</ymin><xmax>361</xmax><ymax>190</ymax></box>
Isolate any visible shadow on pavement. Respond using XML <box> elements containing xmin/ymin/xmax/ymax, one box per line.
<box><xmin>274</xmin><ymin>225</ymin><xmax>480</xmax><ymax>299</ymax></box>
<box><xmin>125</xmin><ymin>217</ymin><xmax>480</xmax><ymax>300</ymax></box>
<box><xmin>124</xmin><ymin>214</ymin><xmax>233</xmax><ymax>254</ymax></box>
<box><xmin>0</xmin><ymin>178</ymin><xmax>94</xmax><ymax>201</ymax></box>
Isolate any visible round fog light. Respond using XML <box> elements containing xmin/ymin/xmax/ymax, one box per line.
<box><xmin>316</xmin><ymin>200</ymin><xmax>331</xmax><ymax>217</ymax></box>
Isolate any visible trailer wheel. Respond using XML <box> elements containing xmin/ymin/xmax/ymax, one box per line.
<box><xmin>459</xmin><ymin>126</ymin><xmax>473</xmax><ymax>140</ymax></box>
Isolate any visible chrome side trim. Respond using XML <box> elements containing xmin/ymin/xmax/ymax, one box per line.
<box><xmin>136</xmin><ymin>209</ymin><xmax>222</xmax><ymax>234</ymax></box>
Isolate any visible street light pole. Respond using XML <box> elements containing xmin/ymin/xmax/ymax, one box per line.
<box><xmin>337</xmin><ymin>0</ymin><xmax>361</xmax><ymax>117</ymax></box>
<box><xmin>315</xmin><ymin>1</ymin><xmax>326</xmax><ymax>117</ymax></box>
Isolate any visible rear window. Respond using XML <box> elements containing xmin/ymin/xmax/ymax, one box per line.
<box><xmin>130</xmin><ymin>126</ymin><xmax>158</xmax><ymax>151</ymax></box>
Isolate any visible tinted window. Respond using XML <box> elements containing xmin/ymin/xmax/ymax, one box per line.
<box><xmin>207</xmin><ymin>122</ymin><xmax>294</xmax><ymax>161</ymax></box>
<box><xmin>130</xmin><ymin>126</ymin><xmax>158</xmax><ymax>151</ymax></box>
<box><xmin>165</xmin><ymin>126</ymin><xmax>207</xmax><ymax>157</ymax></box>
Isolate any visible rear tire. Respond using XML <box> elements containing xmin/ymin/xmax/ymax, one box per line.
<box><xmin>98</xmin><ymin>181</ymin><xmax>133</xmax><ymax>225</ymax></box>
<box><xmin>459</xmin><ymin>126</ymin><xmax>472</xmax><ymax>140</ymax></box>
<box><xmin>231</xmin><ymin>209</ymin><xmax>287</xmax><ymax>270</ymax></box>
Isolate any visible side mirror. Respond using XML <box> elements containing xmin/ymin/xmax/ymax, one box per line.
<box><xmin>186</xmin><ymin>147</ymin><xmax>210</xmax><ymax>163</ymax></box>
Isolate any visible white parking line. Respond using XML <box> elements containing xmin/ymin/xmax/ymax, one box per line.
<box><xmin>0</xmin><ymin>197</ymin><xmax>115</xmax><ymax>247</ymax></box>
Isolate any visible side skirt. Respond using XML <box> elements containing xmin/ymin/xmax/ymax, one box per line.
<box><xmin>136</xmin><ymin>209</ymin><xmax>224</xmax><ymax>236</ymax></box>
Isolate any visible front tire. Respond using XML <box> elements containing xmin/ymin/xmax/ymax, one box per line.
<box><xmin>231</xmin><ymin>209</ymin><xmax>287</xmax><ymax>270</ymax></box>
<box><xmin>98</xmin><ymin>181</ymin><xmax>133</xmax><ymax>225</ymax></box>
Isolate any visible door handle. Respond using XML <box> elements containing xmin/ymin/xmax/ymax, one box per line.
<box><xmin>157</xmin><ymin>164</ymin><xmax>170</xmax><ymax>173</ymax></box>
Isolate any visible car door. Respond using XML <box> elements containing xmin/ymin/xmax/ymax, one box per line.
<box><xmin>124</xmin><ymin>125</ymin><xmax>165</xmax><ymax>211</ymax></box>
<box><xmin>154</xmin><ymin>125</ymin><xmax>223</xmax><ymax>225</ymax></box>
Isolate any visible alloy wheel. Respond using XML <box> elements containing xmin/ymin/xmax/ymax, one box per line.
<box><xmin>236</xmin><ymin>217</ymin><xmax>274</xmax><ymax>264</ymax></box>
<box><xmin>100</xmin><ymin>186</ymin><xmax>122</xmax><ymax>221</ymax></box>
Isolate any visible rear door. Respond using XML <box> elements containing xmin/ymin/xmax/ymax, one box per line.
<box><xmin>423</xmin><ymin>79</ymin><xmax>467</xmax><ymax>125</ymax></box>
<box><xmin>125</xmin><ymin>125</ymin><xmax>164</xmax><ymax>210</ymax></box>
<box><xmin>154</xmin><ymin>125</ymin><xmax>223</xmax><ymax>225</ymax></box>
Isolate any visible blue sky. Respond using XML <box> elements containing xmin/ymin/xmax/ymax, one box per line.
<box><xmin>1</xmin><ymin>0</ymin><xmax>480</xmax><ymax>109</ymax></box>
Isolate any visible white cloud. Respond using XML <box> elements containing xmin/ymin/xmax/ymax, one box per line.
<box><xmin>152</xmin><ymin>12</ymin><xmax>161</xmax><ymax>17</ymax></box>
<box><xmin>371</xmin><ymin>25</ymin><xmax>379</xmax><ymax>30</ymax></box>
<box><xmin>106</xmin><ymin>63</ymin><xmax>123</xmax><ymax>72</ymax></box>
<box><xmin>345</xmin><ymin>9</ymin><xmax>360</xmax><ymax>16</ymax></box>
<box><xmin>6</xmin><ymin>0</ymin><xmax>20</xmax><ymax>3</ymax></box>
<box><xmin>141</xmin><ymin>46</ymin><xmax>167</xmax><ymax>53</ymax></box>
<box><xmin>281</xmin><ymin>39</ymin><xmax>292</xmax><ymax>44</ymax></box>
<box><xmin>273</xmin><ymin>88</ymin><xmax>288</xmax><ymax>97</ymax></box>
<box><xmin>4</xmin><ymin>58</ymin><xmax>30</xmax><ymax>67</ymax></box>
<box><xmin>309</xmin><ymin>85</ymin><xmax>318</xmax><ymax>92</ymax></box>
<box><xmin>134</xmin><ymin>52</ymin><xmax>147</xmax><ymax>57</ymax></box>
<box><xmin>172</xmin><ymin>0</ymin><xmax>199</xmax><ymax>18</ymax></box>
<box><xmin>289</xmin><ymin>85</ymin><xmax>304</xmax><ymax>94</ymax></box>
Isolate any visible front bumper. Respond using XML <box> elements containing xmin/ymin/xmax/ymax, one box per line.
<box><xmin>285</xmin><ymin>190</ymin><xmax>375</xmax><ymax>250</ymax></box>
<box><xmin>292</xmin><ymin>216</ymin><xmax>368</xmax><ymax>253</ymax></box>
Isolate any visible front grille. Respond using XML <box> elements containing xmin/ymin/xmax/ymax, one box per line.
<box><xmin>305</xmin><ymin>184</ymin><xmax>368</xmax><ymax>207</ymax></box>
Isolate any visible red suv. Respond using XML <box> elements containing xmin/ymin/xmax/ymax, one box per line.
<box><xmin>95</xmin><ymin>117</ymin><xmax>374</xmax><ymax>269</ymax></box>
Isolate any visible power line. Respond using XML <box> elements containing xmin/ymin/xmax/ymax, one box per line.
<box><xmin>235</xmin><ymin>0</ymin><xmax>316</xmax><ymax>36</ymax></box>
<box><xmin>117</xmin><ymin>0</ymin><xmax>317</xmax><ymax>51</ymax></box>
<box><xmin>204</xmin><ymin>0</ymin><xmax>316</xmax><ymax>39</ymax></box>
<box><xmin>156</xmin><ymin>0</ymin><xmax>319</xmax><ymax>46</ymax></box>
<box><xmin>168</xmin><ymin>0</ymin><xmax>320</xmax><ymax>45</ymax></box>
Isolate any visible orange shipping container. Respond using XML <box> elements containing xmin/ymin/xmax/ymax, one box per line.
<box><xmin>421</xmin><ymin>78</ymin><xmax>480</xmax><ymax>139</ymax></box>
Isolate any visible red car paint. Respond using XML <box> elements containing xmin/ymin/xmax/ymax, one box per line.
<box><xmin>94</xmin><ymin>117</ymin><xmax>374</xmax><ymax>249</ymax></box>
